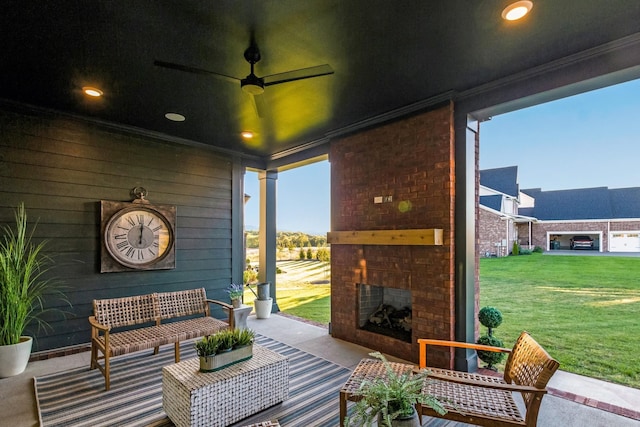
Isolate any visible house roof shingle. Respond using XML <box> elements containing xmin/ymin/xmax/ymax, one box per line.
<box><xmin>520</xmin><ymin>187</ymin><xmax>640</xmax><ymax>220</ymax></box>
<box><xmin>480</xmin><ymin>166</ymin><xmax>640</xmax><ymax>221</ymax></box>
<box><xmin>479</xmin><ymin>195</ymin><xmax>503</xmax><ymax>212</ymax></box>
<box><xmin>479</xmin><ymin>166</ymin><xmax>519</xmax><ymax>197</ymax></box>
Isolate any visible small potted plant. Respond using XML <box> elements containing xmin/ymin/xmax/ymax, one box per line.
<box><xmin>345</xmin><ymin>352</ymin><xmax>446</xmax><ymax>427</ymax></box>
<box><xmin>226</xmin><ymin>283</ymin><xmax>244</xmax><ymax>308</ymax></box>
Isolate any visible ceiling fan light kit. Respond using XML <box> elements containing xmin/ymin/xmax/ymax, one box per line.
<box><xmin>241</xmin><ymin>75</ymin><xmax>265</xmax><ymax>95</ymax></box>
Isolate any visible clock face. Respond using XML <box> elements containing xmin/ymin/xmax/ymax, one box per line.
<box><xmin>104</xmin><ymin>207</ymin><xmax>173</xmax><ymax>268</ymax></box>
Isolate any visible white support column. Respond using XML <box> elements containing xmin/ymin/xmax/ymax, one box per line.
<box><xmin>258</xmin><ymin>170</ymin><xmax>279</xmax><ymax>312</ymax></box>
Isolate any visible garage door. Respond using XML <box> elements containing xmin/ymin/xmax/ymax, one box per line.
<box><xmin>610</xmin><ymin>232</ymin><xmax>640</xmax><ymax>252</ymax></box>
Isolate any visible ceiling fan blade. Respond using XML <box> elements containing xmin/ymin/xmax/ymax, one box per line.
<box><xmin>263</xmin><ymin>64</ymin><xmax>334</xmax><ymax>86</ymax></box>
<box><xmin>154</xmin><ymin>60</ymin><xmax>240</xmax><ymax>84</ymax></box>
<box><xmin>251</xmin><ymin>93</ymin><xmax>267</xmax><ymax>118</ymax></box>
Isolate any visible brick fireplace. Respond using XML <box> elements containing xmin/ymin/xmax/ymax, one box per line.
<box><xmin>329</xmin><ymin>103</ymin><xmax>458</xmax><ymax>364</ymax></box>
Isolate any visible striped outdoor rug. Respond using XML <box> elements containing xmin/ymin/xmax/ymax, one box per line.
<box><xmin>35</xmin><ymin>336</ymin><xmax>460</xmax><ymax>427</ymax></box>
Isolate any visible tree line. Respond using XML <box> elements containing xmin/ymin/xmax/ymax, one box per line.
<box><xmin>245</xmin><ymin>231</ymin><xmax>327</xmax><ymax>250</ymax></box>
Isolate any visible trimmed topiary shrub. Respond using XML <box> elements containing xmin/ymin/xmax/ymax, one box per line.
<box><xmin>476</xmin><ymin>306</ymin><xmax>506</xmax><ymax>370</ymax></box>
<box><xmin>478</xmin><ymin>306</ymin><xmax>502</xmax><ymax>332</ymax></box>
<box><xmin>477</xmin><ymin>335</ymin><xmax>505</xmax><ymax>368</ymax></box>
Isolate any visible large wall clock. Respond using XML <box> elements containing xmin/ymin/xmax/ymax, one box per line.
<box><xmin>100</xmin><ymin>188</ymin><xmax>176</xmax><ymax>272</ymax></box>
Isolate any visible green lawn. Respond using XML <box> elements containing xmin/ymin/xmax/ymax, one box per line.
<box><xmin>245</xmin><ymin>260</ymin><xmax>331</xmax><ymax>324</ymax></box>
<box><xmin>479</xmin><ymin>253</ymin><xmax>640</xmax><ymax>389</ymax></box>
<box><xmin>261</xmin><ymin>255</ymin><xmax>640</xmax><ymax>389</ymax></box>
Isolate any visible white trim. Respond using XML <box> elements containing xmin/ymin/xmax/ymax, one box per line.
<box><xmin>535</xmin><ymin>218</ymin><xmax>640</xmax><ymax>224</ymax></box>
<box><xmin>479</xmin><ymin>204</ymin><xmax>537</xmax><ymax>222</ymax></box>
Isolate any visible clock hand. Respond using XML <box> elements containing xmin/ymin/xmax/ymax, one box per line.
<box><xmin>139</xmin><ymin>224</ymin><xmax>144</xmax><ymax>245</ymax></box>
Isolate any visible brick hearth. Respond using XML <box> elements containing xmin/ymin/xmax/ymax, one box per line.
<box><xmin>329</xmin><ymin>103</ymin><xmax>460</xmax><ymax>365</ymax></box>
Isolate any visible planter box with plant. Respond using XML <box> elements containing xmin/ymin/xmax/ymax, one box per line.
<box><xmin>0</xmin><ymin>203</ymin><xmax>68</xmax><ymax>377</ymax></box>
<box><xmin>345</xmin><ymin>352</ymin><xmax>446</xmax><ymax>427</ymax></box>
<box><xmin>195</xmin><ymin>328</ymin><xmax>256</xmax><ymax>372</ymax></box>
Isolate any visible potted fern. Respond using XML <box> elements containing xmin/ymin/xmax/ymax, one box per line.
<box><xmin>345</xmin><ymin>352</ymin><xmax>447</xmax><ymax>427</ymax></box>
<box><xmin>0</xmin><ymin>203</ymin><xmax>67</xmax><ymax>377</ymax></box>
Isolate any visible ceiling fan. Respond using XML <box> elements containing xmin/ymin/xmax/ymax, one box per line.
<box><xmin>154</xmin><ymin>41</ymin><xmax>334</xmax><ymax>117</ymax></box>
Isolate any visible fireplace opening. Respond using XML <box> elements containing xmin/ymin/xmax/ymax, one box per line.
<box><xmin>358</xmin><ymin>284</ymin><xmax>412</xmax><ymax>343</ymax></box>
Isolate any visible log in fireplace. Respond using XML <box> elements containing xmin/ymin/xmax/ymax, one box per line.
<box><xmin>358</xmin><ymin>284</ymin><xmax>412</xmax><ymax>343</ymax></box>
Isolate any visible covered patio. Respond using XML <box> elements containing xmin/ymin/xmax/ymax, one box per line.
<box><xmin>2</xmin><ymin>314</ymin><xmax>639</xmax><ymax>426</ymax></box>
<box><xmin>2</xmin><ymin>2</ymin><xmax>640</xmax><ymax>425</ymax></box>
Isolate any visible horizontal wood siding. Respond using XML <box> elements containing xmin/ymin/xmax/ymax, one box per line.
<box><xmin>0</xmin><ymin>107</ymin><xmax>235</xmax><ymax>352</ymax></box>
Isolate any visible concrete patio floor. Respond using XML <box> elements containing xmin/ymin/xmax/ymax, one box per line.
<box><xmin>1</xmin><ymin>313</ymin><xmax>638</xmax><ymax>427</ymax></box>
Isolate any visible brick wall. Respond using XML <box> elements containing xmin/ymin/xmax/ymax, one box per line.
<box><xmin>329</xmin><ymin>104</ymin><xmax>457</xmax><ymax>365</ymax></box>
<box><xmin>479</xmin><ymin>208</ymin><xmax>507</xmax><ymax>256</ymax></box>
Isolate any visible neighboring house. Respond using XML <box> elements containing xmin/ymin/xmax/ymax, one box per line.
<box><xmin>479</xmin><ymin>166</ymin><xmax>535</xmax><ymax>256</ymax></box>
<box><xmin>479</xmin><ymin>166</ymin><xmax>640</xmax><ymax>255</ymax></box>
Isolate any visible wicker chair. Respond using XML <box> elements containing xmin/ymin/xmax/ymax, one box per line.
<box><xmin>417</xmin><ymin>331</ymin><xmax>559</xmax><ymax>427</ymax></box>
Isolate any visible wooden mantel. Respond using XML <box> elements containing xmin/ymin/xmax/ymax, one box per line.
<box><xmin>327</xmin><ymin>229</ymin><xmax>443</xmax><ymax>246</ymax></box>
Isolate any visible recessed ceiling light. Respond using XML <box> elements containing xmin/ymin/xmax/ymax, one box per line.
<box><xmin>502</xmin><ymin>1</ymin><xmax>533</xmax><ymax>21</ymax></box>
<box><xmin>82</xmin><ymin>86</ymin><xmax>103</xmax><ymax>97</ymax></box>
<box><xmin>165</xmin><ymin>112</ymin><xmax>186</xmax><ymax>122</ymax></box>
<box><xmin>241</xmin><ymin>131</ymin><xmax>255</xmax><ymax>139</ymax></box>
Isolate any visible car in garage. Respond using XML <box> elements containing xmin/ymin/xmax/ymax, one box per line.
<box><xmin>570</xmin><ymin>235</ymin><xmax>594</xmax><ymax>250</ymax></box>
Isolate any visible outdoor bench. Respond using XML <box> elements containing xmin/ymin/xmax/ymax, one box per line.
<box><xmin>417</xmin><ymin>330</ymin><xmax>559</xmax><ymax>426</ymax></box>
<box><xmin>89</xmin><ymin>287</ymin><xmax>234</xmax><ymax>390</ymax></box>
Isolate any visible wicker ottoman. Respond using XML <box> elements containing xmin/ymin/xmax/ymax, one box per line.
<box><xmin>162</xmin><ymin>345</ymin><xmax>289</xmax><ymax>427</ymax></box>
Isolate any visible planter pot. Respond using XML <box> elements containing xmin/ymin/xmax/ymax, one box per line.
<box><xmin>378</xmin><ymin>408</ymin><xmax>420</xmax><ymax>427</ymax></box>
<box><xmin>231</xmin><ymin>298</ymin><xmax>242</xmax><ymax>308</ymax></box>
<box><xmin>254</xmin><ymin>298</ymin><xmax>273</xmax><ymax>319</ymax></box>
<box><xmin>0</xmin><ymin>336</ymin><xmax>33</xmax><ymax>378</ymax></box>
<box><xmin>199</xmin><ymin>344</ymin><xmax>253</xmax><ymax>372</ymax></box>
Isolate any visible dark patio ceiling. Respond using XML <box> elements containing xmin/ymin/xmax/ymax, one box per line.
<box><xmin>2</xmin><ymin>1</ymin><xmax>639</xmax><ymax>162</ymax></box>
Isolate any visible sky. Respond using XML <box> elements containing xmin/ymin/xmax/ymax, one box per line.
<box><xmin>244</xmin><ymin>78</ymin><xmax>640</xmax><ymax>234</ymax></box>
<box><xmin>480</xmin><ymin>78</ymin><xmax>640</xmax><ymax>192</ymax></box>
<box><xmin>244</xmin><ymin>161</ymin><xmax>331</xmax><ymax>234</ymax></box>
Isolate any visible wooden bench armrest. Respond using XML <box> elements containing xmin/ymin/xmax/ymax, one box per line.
<box><xmin>205</xmin><ymin>298</ymin><xmax>235</xmax><ymax>328</ymax></box>
<box><xmin>417</xmin><ymin>338</ymin><xmax>511</xmax><ymax>369</ymax></box>
<box><xmin>206</xmin><ymin>298</ymin><xmax>233</xmax><ymax>310</ymax></box>
<box><xmin>417</xmin><ymin>369</ymin><xmax>548</xmax><ymax>395</ymax></box>
<box><xmin>88</xmin><ymin>315</ymin><xmax>110</xmax><ymax>333</ymax></box>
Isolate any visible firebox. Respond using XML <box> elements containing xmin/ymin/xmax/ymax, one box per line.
<box><xmin>358</xmin><ymin>284</ymin><xmax>412</xmax><ymax>343</ymax></box>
